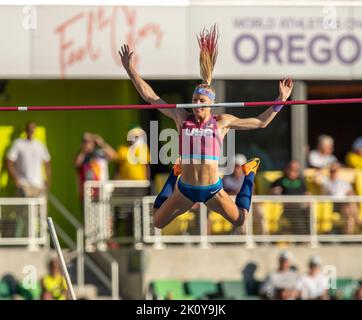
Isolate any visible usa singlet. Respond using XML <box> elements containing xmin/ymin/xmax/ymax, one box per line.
<box><xmin>179</xmin><ymin>113</ymin><xmax>222</xmax><ymax>162</ymax></box>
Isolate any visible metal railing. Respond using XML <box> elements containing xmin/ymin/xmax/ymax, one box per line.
<box><xmin>48</xmin><ymin>193</ymin><xmax>120</xmax><ymax>299</ymax></box>
<box><xmin>0</xmin><ymin>197</ymin><xmax>47</xmax><ymax>250</ymax></box>
<box><xmin>142</xmin><ymin>195</ymin><xmax>362</xmax><ymax>248</ymax></box>
<box><xmin>48</xmin><ymin>193</ymin><xmax>85</xmax><ymax>288</ymax></box>
<box><xmin>84</xmin><ymin>180</ymin><xmax>150</xmax><ymax>251</ymax></box>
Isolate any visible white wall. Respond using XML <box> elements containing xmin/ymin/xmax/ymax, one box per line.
<box><xmin>142</xmin><ymin>245</ymin><xmax>362</xmax><ymax>283</ymax></box>
<box><xmin>1</xmin><ymin>5</ymin><xmax>362</xmax><ymax>79</ymax></box>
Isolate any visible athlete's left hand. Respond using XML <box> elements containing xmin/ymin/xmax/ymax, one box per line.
<box><xmin>279</xmin><ymin>78</ymin><xmax>293</xmax><ymax>101</ymax></box>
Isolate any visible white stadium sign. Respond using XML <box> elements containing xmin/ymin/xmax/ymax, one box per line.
<box><xmin>1</xmin><ymin>5</ymin><xmax>362</xmax><ymax>79</ymax></box>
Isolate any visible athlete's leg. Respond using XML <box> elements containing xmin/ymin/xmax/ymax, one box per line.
<box><xmin>204</xmin><ymin>158</ymin><xmax>261</xmax><ymax>227</ymax></box>
<box><xmin>235</xmin><ymin>158</ymin><xmax>260</xmax><ymax>212</ymax></box>
<box><xmin>153</xmin><ymin>187</ymin><xmax>194</xmax><ymax>229</ymax></box>
<box><xmin>153</xmin><ymin>164</ymin><xmax>182</xmax><ymax>209</ymax></box>
<box><xmin>153</xmin><ymin>163</ymin><xmax>193</xmax><ymax>228</ymax></box>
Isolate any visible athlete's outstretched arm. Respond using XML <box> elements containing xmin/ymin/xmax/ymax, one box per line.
<box><xmin>118</xmin><ymin>44</ymin><xmax>187</xmax><ymax>124</ymax></box>
<box><xmin>218</xmin><ymin>78</ymin><xmax>293</xmax><ymax>130</ymax></box>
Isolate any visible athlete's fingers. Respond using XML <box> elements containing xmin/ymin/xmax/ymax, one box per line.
<box><xmin>279</xmin><ymin>79</ymin><xmax>285</xmax><ymax>91</ymax></box>
<box><xmin>120</xmin><ymin>46</ymin><xmax>125</xmax><ymax>57</ymax></box>
<box><xmin>128</xmin><ymin>46</ymin><xmax>133</xmax><ymax>58</ymax></box>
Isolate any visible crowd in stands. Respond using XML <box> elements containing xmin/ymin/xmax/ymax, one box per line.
<box><xmin>260</xmin><ymin>251</ymin><xmax>328</xmax><ymax>300</ymax></box>
<box><xmin>259</xmin><ymin>250</ymin><xmax>362</xmax><ymax>300</ymax></box>
<box><xmin>74</xmin><ymin>127</ymin><xmax>150</xmax><ymax>200</ymax></box>
<box><xmin>0</xmin><ymin>258</ymin><xmax>68</xmax><ymax>300</ymax></box>
<box><xmin>3</xmin><ymin>122</ymin><xmax>151</xmax><ymax>202</ymax></box>
<box><xmin>217</xmin><ymin>133</ymin><xmax>362</xmax><ymax>235</ymax></box>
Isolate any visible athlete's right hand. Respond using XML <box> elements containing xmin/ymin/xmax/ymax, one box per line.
<box><xmin>118</xmin><ymin>44</ymin><xmax>134</xmax><ymax>72</ymax></box>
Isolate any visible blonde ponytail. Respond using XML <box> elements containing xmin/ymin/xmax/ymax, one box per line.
<box><xmin>197</xmin><ymin>24</ymin><xmax>219</xmax><ymax>86</ymax></box>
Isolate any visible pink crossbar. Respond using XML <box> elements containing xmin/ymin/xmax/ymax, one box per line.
<box><xmin>0</xmin><ymin>97</ymin><xmax>362</xmax><ymax>111</ymax></box>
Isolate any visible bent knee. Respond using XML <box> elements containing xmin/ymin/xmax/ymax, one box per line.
<box><xmin>233</xmin><ymin>209</ymin><xmax>248</xmax><ymax>227</ymax></box>
<box><xmin>233</xmin><ymin>218</ymin><xmax>244</xmax><ymax>227</ymax></box>
<box><xmin>153</xmin><ymin>217</ymin><xmax>165</xmax><ymax>229</ymax></box>
<box><xmin>153</xmin><ymin>212</ymin><xmax>166</xmax><ymax>229</ymax></box>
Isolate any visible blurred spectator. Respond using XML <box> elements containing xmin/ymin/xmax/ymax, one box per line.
<box><xmin>259</xmin><ymin>251</ymin><xmax>301</xmax><ymax>300</ymax></box>
<box><xmin>308</xmin><ymin>135</ymin><xmax>337</xmax><ymax>169</ymax></box>
<box><xmin>6</xmin><ymin>122</ymin><xmax>51</xmax><ymax>197</ymax></box>
<box><xmin>353</xmin><ymin>285</ymin><xmax>362</xmax><ymax>300</ymax></box>
<box><xmin>41</xmin><ymin>259</ymin><xmax>68</xmax><ymax>300</ymax></box>
<box><xmin>75</xmin><ymin>132</ymin><xmax>117</xmax><ymax>199</ymax></box>
<box><xmin>271</xmin><ymin>160</ymin><xmax>308</xmax><ymax>196</ymax></box>
<box><xmin>315</xmin><ymin>162</ymin><xmax>361</xmax><ymax>234</ymax></box>
<box><xmin>345</xmin><ymin>136</ymin><xmax>362</xmax><ymax>169</ymax></box>
<box><xmin>115</xmin><ymin>127</ymin><xmax>150</xmax><ymax>180</ymax></box>
<box><xmin>2</xmin><ymin>274</ymin><xmax>18</xmax><ymax>298</ymax></box>
<box><xmin>242</xmin><ymin>263</ymin><xmax>261</xmax><ymax>296</ymax></box>
<box><xmin>300</xmin><ymin>256</ymin><xmax>329</xmax><ymax>300</ymax></box>
<box><xmin>222</xmin><ymin>154</ymin><xmax>247</xmax><ymax>195</ymax></box>
<box><xmin>270</xmin><ymin>160</ymin><xmax>310</xmax><ymax>234</ymax></box>
<box><xmin>0</xmin><ymin>280</ymin><xmax>11</xmax><ymax>300</ymax></box>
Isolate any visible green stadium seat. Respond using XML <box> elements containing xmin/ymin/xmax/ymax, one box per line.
<box><xmin>184</xmin><ymin>280</ymin><xmax>219</xmax><ymax>300</ymax></box>
<box><xmin>0</xmin><ymin>280</ymin><xmax>12</xmax><ymax>300</ymax></box>
<box><xmin>329</xmin><ymin>278</ymin><xmax>359</xmax><ymax>300</ymax></box>
<box><xmin>152</xmin><ymin>280</ymin><xmax>194</xmax><ymax>300</ymax></box>
<box><xmin>220</xmin><ymin>280</ymin><xmax>248</xmax><ymax>300</ymax></box>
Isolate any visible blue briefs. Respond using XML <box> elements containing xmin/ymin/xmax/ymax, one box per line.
<box><xmin>177</xmin><ymin>178</ymin><xmax>223</xmax><ymax>203</ymax></box>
